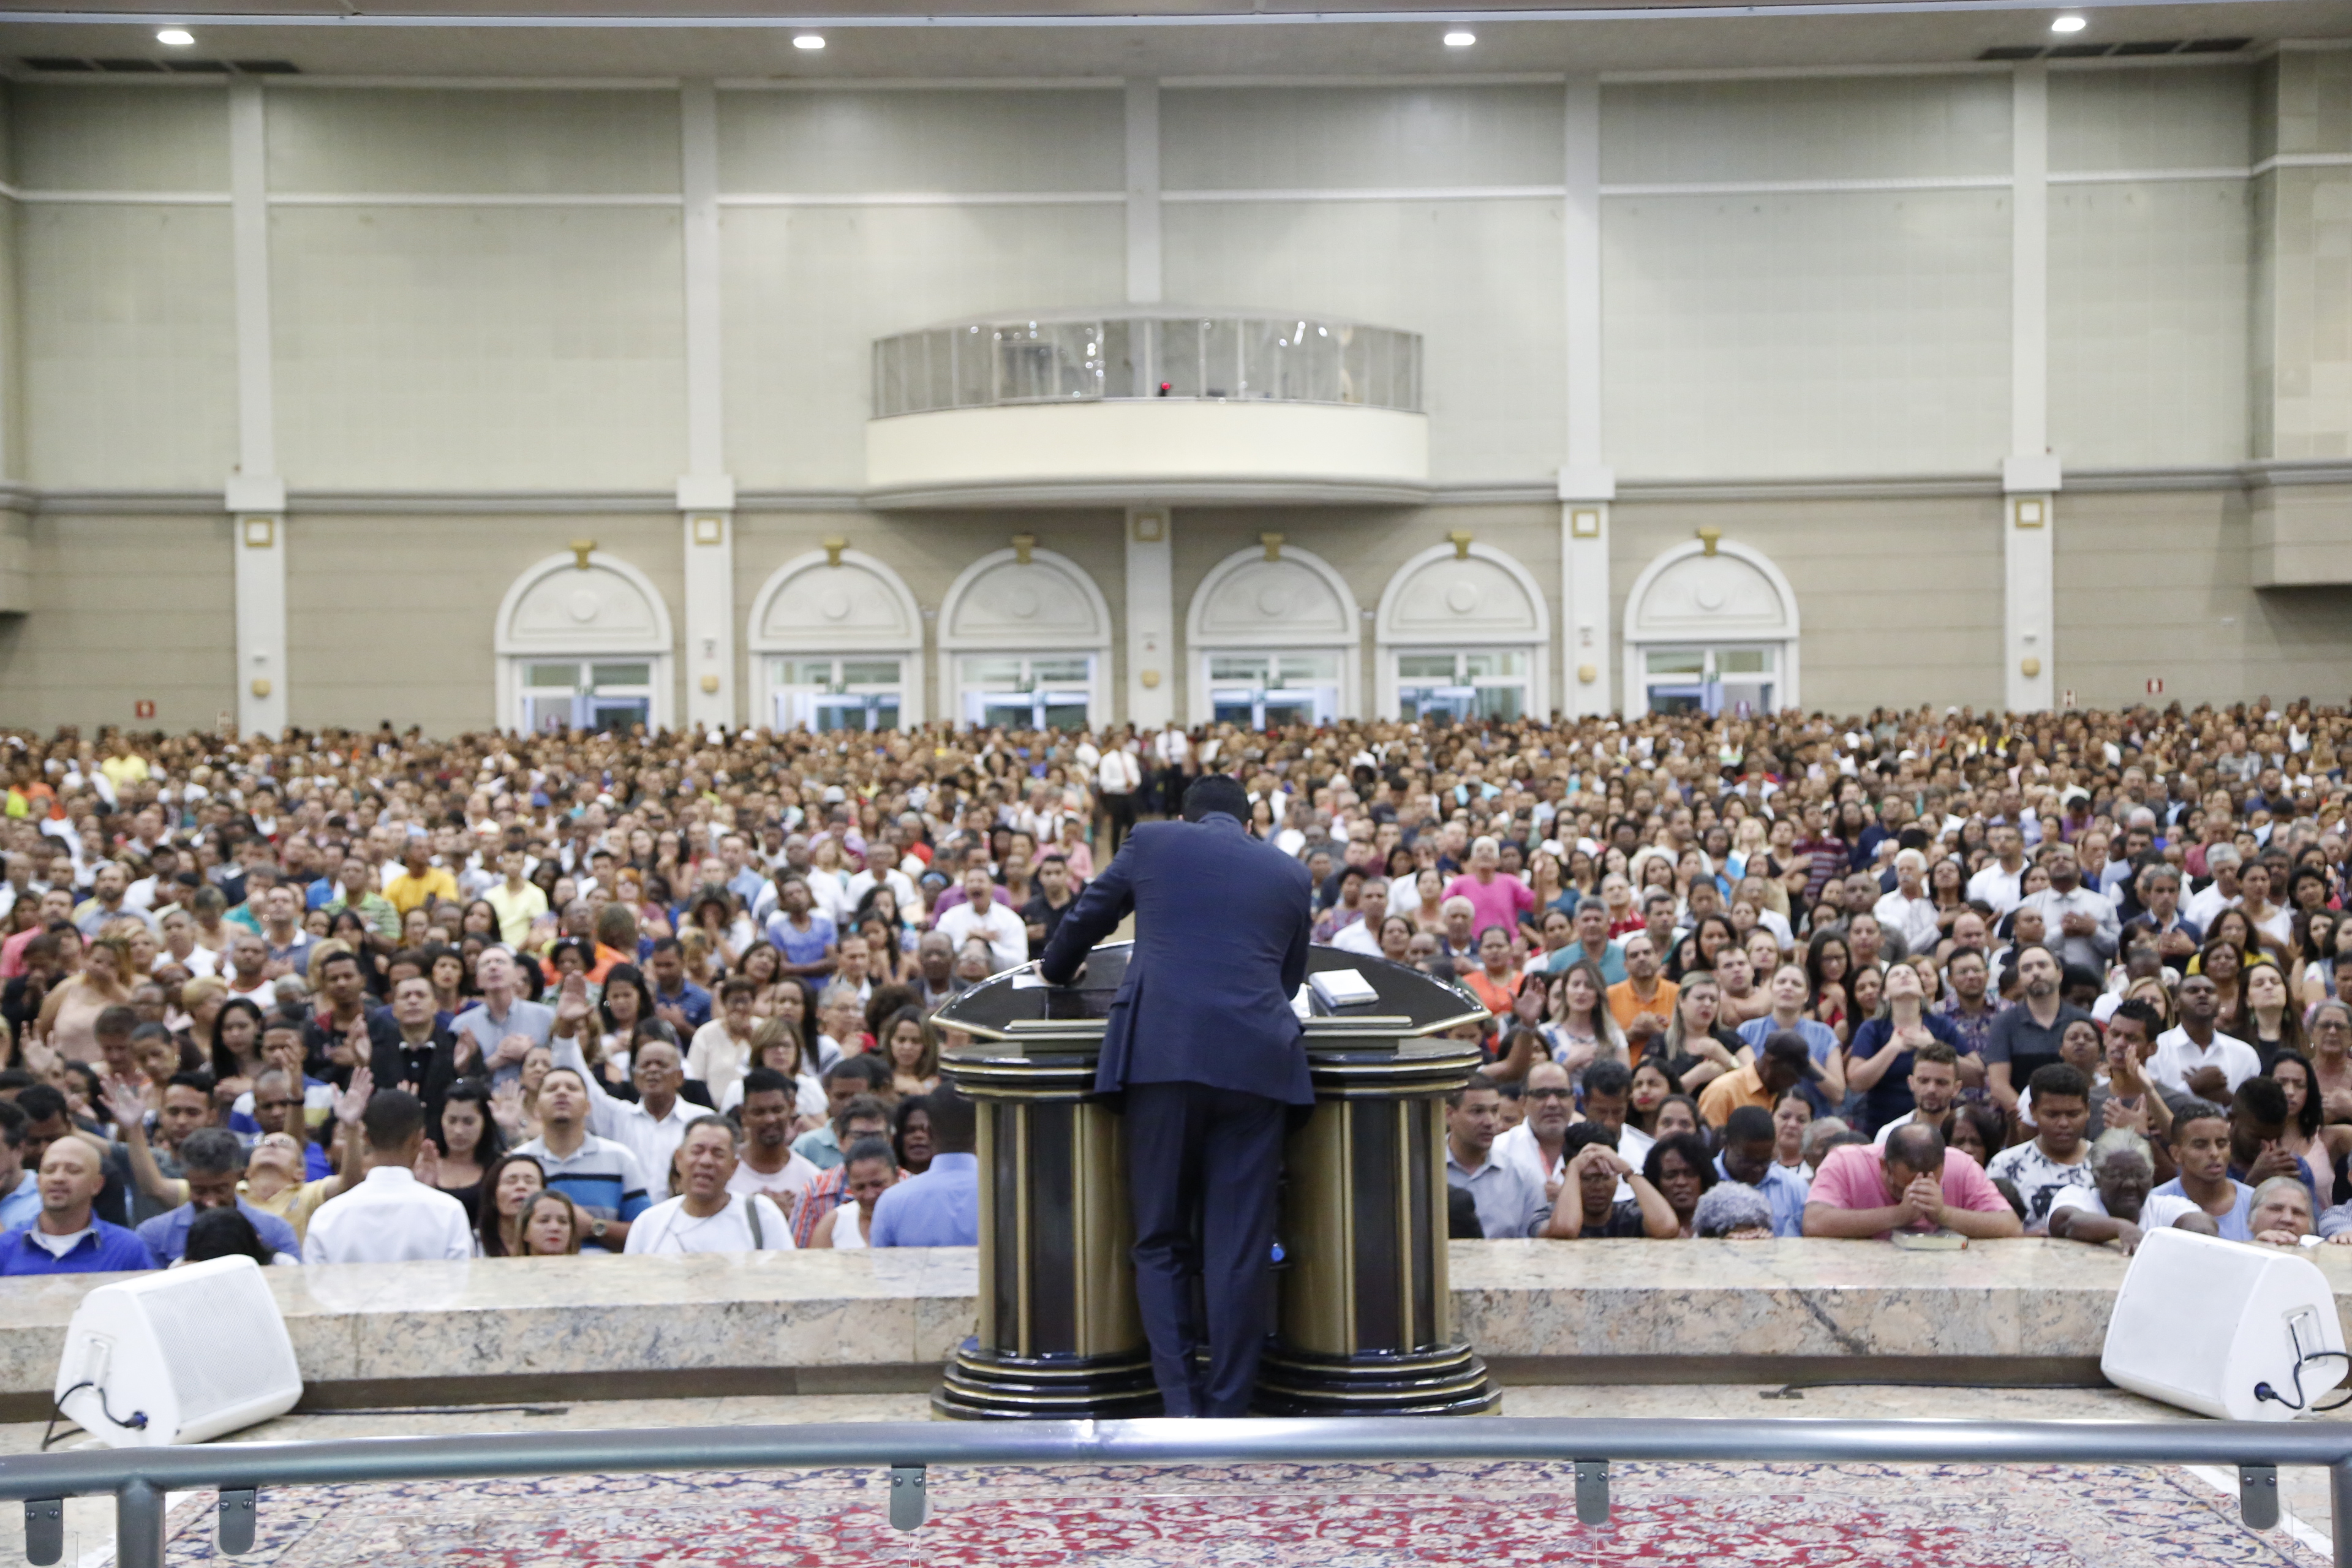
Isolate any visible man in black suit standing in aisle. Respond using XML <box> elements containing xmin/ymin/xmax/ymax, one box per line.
<box><xmin>1038</xmin><ymin>771</ymin><xmax>1312</xmax><ymax>1418</ymax></box>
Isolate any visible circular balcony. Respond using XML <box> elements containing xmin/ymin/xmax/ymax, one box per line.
<box><xmin>864</xmin><ymin>308</ymin><xmax>1431</xmax><ymax>509</ymax></box>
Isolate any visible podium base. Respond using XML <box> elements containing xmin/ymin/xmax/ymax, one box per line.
<box><xmin>932</xmin><ymin>1341</ymin><xmax>1165</xmax><ymax>1421</ymax></box>
<box><xmin>1252</xmin><ymin>1342</ymin><xmax>1501</xmax><ymax>1417</ymax></box>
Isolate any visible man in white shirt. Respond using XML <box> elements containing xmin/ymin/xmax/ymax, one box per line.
<box><xmin>1327</xmin><ymin>875</ymin><xmax>1390</xmax><ymax>957</ymax></box>
<box><xmin>549</xmin><ymin>978</ymin><xmax>696</xmax><ymax>1199</ymax></box>
<box><xmin>1871</xmin><ymin>850</ymin><xmax>1941</xmax><ymax>956</ymax></box>
<box><xmin>1965</xmin><ymin>825</ymin><xmax>2030</xmax><ymax>918</ymax></box>
<box><xmin>933</xmin><ymin>868</ymin><xmax>1028</xmax><ymax>973</ymax></box>
<box><xmin>2184</xmin><ymin>844</ymin><xmax>2242</xmax><ymax>932</ymax></box>
<box><xmin>2150</xmin><ymin>971</ymin><xmax>2261</xmax><ymax>1100</ymax></box>
<box><xmin>2016</xmin><ymin>843</ymin><xmax>2119</xmax><ymax>974</ymax></box>
<box><xmin>623</xmin><ymin>1116</ymin><xmax>793</xmax><ymax>1254</ymax></box>
<box><xmin>1097</xmin><ymin>741</ymin><xmax>1142</xmax><ymax>856</ymax></box>
<box><xmin>1492</xmin><ymin>1060</ymin><xmax>1574</xmax><ymax>1202</ymax></box>
<box><xmin>301</xmin><ymin>1090</ymin><xmax>473</xmax><ymax>1265</ymax></box>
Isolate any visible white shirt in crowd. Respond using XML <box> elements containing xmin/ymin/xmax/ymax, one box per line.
<box><xmin>2148</xmin><ymin>1026</ymin><xmax>2262</xmax><ymax>1097</ymax></box>
<box><xmin>1097</xmin><ymin>749</ymin><xmax>1141</xmax><ymax>795</ymax></box>
<box><xmin>934</xmin><ymin>898</ymin><xmax>1028</xmax><ymax>972</ymax></box>
<box><xmin>1493</xmin><ymin>1122</ymin><xmax>1565</xmax><ymax>1197</ymax></box>
<box><xmin>302</xmin><ymin>1165</ymin><xmax>473</xmax><ymax>1265</ymax></box>
<box><xmin>622</xmin><ymin>1192</ymin><xmax>793</xmax><ymax>1254</ymax></box>
<box><xmin>1965</xmin><ymin>861</ymin><xmax>2026</xmax><ymax>918</ymax></box>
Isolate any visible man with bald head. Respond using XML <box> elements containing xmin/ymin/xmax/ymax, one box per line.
<box><xmin>0</xmin><ymin>1134</ymin><xmax>158</xmax><ymax>1274</ymax></box>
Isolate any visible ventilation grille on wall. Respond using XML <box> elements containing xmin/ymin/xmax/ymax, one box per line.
<box><xmin>19</xmin><ymin>57</ymin><xmax>300</xmax><ymax>74</ymax></box>
<box><xmin>1979</xmin><ymin>37</ymin><xmax>2250</xmax><ymax>60</ymax></box>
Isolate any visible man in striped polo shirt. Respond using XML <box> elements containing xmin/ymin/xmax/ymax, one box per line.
<box><xmin>515</xmin><ymin>1067</ymin><xmax>650</xmax><ymax>1253</ymax></box>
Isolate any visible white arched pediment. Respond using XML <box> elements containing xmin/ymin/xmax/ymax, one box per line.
<box><xmin>1623</xmin><ymin>541</ymin><xmax>1800</xmax><ymax>642</ymax></box>
<box><xmin>1376</xmin><ymin>543</ymin><xmax>1550</xmax><ymax>646</ymax></box>
<box><xmin>1186</xmin><ymin>548</ymin><xmax>1360</xmax><ymax>647</ymax></box>
<box><xmin>495</xmin><ymin>551</ymin><xmax>674</xmax><ymax>655</ymax></box>
<box><xmin>748</xmin><ymin>550</ymin><xmax>923</xmax><ymax>652</ymax></box>
<box><xmin>938</xmin><ymin>548</ymin><xmax>1110</xmax><ymax>650</ymax></box>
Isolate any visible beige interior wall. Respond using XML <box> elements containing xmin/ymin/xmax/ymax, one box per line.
<box><xmin>1608</xmin><ymin>496</ymin><xmax>2005</xmax><ymax>716</ymax></box>
<box><xmin>282</xmin><ymin>511</ymin><xmax>684</xmax><ymax>736</ymax></box>
<box><xmin>0</xmin><ymin>513</ymin><xmax>234</xmax><ymax>731</ymax></box>
<box><xmin>731</xmin><ymin>510</ymin><xmax>1126</xmax><ymax>725</ymax></box>
<box><xmin>1169</xmin><ymin>505</ymin><xmax>1562</xmax><ymax>720</ymax></box>
<box><xmin>2054</xmin><ymin>489</ymin><xmax>2352</xmax><ymax>710</ymax></box>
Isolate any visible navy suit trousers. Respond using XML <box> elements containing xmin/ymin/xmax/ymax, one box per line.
<box><xmin>1121</xmin><ymin>1080</ymin><xmax>1286</xmax><ymax>1418</ymax></box>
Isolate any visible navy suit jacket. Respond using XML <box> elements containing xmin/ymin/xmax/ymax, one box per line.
<box><xmin>1037</xmin><ymin>812</ymin><xmax>1314</xmax><ymax>1106</ymax></box>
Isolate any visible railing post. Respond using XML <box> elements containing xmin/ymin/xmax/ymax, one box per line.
<box><xmin>2332</xmin><ymin>1461</ymin><xmax>2352</xmax><ymax>1568</ymax></box>
<box><xmin>115</xmin><ymin>1479</ymin><xmax>166</xmax><ymax>1568</ymax></box>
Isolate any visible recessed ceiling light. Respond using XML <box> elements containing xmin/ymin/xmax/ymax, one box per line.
<box><xmin>2050</xmin><ymin>15</ymin><xmax>2087</xmax><ymax>31</ymax></box>
<box><xmin>156</xmin><ymin>27</ymin><xmax>194</xmax><ymax>45</ymax></box>
<box><xmin>1443</xmin><ymin>30</ymin><xmax>1476</xmax><ymax>47</ymax></box>
<box><xmin>793</xmin><ymin>33</ymin><xmax>825</xmax><ymax>49</ymax></box>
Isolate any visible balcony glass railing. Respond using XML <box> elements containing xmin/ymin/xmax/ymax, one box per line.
<box><xmin>872</xmin><ymin>311</ymin><xmax>1423</xmax><ymax>418</ymax></box>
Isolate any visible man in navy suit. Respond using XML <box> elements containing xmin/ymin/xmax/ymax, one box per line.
<box><xmin>1038</xmin><ymin>772</ymin><xmax>1312</xmax><ymax>1417</ymax></box>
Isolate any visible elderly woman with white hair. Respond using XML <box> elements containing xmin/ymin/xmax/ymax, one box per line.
<box><xmin>1692</xmin><ymin>1182</ymin><xmax>1776</xmax><ymax>1239</ymax></box>
<box><xmin>1442</xmin><ymin>834</ymin><xmax>1535</xmax><ymax>951</ymax></box>
<box><xmin>1871</xmin><ymin>848</ymin><xmax>1942</xmax><ymax>955</ymax></box>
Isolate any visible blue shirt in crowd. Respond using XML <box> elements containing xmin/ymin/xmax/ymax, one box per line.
<box><xmin>1716</xmin><ymin>1153</ymin><xmax>1809</xmax><ymax>1237</ymax></box>
<box><xmin>868</xmin><ymin>1153</ymin><xmax>979</xmax><ymax>1248</ymax></box>
<box><xmin>136</xmin><ymin>1199</ymin><xmax>301</xmax><ymax>1264</ymax></box>
<box><xmin>0</xmin><ymin>1219</ymin><xmax>159</xmax><ymax>1275</ymax></box>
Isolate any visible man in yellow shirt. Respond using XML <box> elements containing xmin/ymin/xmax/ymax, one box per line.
<box><xmin>385</xmin><ymin>840</ymin><xmax>461</xmax><ymax>918</ymax></box>
<box><xmin>483</xmin><ymin>846</ymin><xmax>549</xmax><ymax>944</ymax></box>
<box><xmin>1697</xmin><ymin>1032</ymin><xmax>1819</xmax><ymax>1129</ymax></box>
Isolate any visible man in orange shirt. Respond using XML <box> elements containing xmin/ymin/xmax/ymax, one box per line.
<box><xmin>1605</xmin><ymin>931</ymin><xmax>1678</xmax><ymax>1059</ymax></box>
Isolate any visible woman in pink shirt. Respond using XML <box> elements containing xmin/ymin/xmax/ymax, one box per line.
<box><xmin>1443</xmin><ymin>837</ymin><xmax>1534</xmax><ymax>943</ymax></box>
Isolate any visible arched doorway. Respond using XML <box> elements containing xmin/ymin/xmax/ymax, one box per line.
<box><xmin>1184</xmin><ymin>545</ymin><xmax>1362</xmax><ymax>728</ymax></box>
<box><xmin>937</xmin><ymin>546</ymin><xmax>1113</xmax><ymax>731</ymax></box>
<box><xmin>1375</xmin><ymin>543</ymin><xmax>1551</xmax><ymax>722</ymax></box>
<box><xmin>494</xmin><ymin>550</ymin><xmax>674</xmax><ymax>734</ymax></box>
<box><xmin>747</xmin><ymin>549</ymin><xmax>925</xmax><ymax>733</ymax></box>
<box><xmin>1621</xmin><ymin>539</ymin><xmax>1801</xmax><ymax>717</ymax></box>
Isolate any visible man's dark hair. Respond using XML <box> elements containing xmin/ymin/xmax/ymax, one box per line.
<box><xmin>360</xmin><ymin>1088</ymin><xmax>426</xmax><ymax>1151</ymax></box>
<box><xmin>0</xmin><ymin>1098</ymin><xmax>24</xmax><ymax>1148</ymax></box>
<box><xmin>1723</xmin><ymin>1105</ymin><xmax>1776</xmax><ymax>1144</ymax></box>
<box><xmin>2172</xmin><ymin>1097</ymin><xmax>2228</xmax><ymax>1135</ymax></box>
<box><xmin>0</xmin><ymin>1069</ymin><xmax>34</xmax><ymax>1095</ymax></box>
<box><xmin>166</xmin><ymin>1069</ymin><xmax>216</xmax><ymax>1099</ymax></box>
<box><xmin>1182</xmin><ymin>774</ymin><xmax>1250</xmax><ymax>824</ymax></box>
<box><xmin>832</xmin><ymin>1091</ymin><xmax>892</xmax><ymax>1139</ymax></box>
<box><xmin>1885</xmin><ymin>1122</ymin><xmax>1945</xmax><ymax>1172</ymax></box>
<box><xmin>1562</xmin><ymin>1120</ymin><xmax>1619</xmax><ymax>1156</ymax></box>
<box><xmin>2027</xmin><ymin>1062</ymin><xmax>2089</xmax><ymax>1102</ymax></box>
<box><xmin>650</xmin><ymin>935</ymin><xmax>684</xmax><ymax>958</ymax></box>
<box><xmin>924</xmin><ymin>1085</ymin><xmax>978</xmax><ymax>1153</ymax></box>
<box><xmin>2233</xmin><ymin>1076</ymin><xmax>2289</xmax><ymax>1129</ymax></box>
<box><xmin>681</xmin><ymin>1112</ymin><xmax>734</xmax><ymax>1145</ymax></box>
<box><xmin>740</xmin><ymin>1068</ymin><xmax>793</xmax><ymax>1102</ymax></box>
<box><xmin>2109</xmin><ymin>998</ymin><xmax>2165</xmax><ymax>1039</ymax></box>
<box><xmin>94</xmin><ymin>1005</ymin><xmax>138</xmax><ymax>1039</ymax></box>
<box><xmin>317</xmin><ymin>948</ymin><xmax>361</xmax><ymax>979</ymax></box>
<box><xmin>178</xmin><ymin>1126</ymin><xmax>246</xmax><ymax>1177</ymax></box>
<box><xmin>1583</xmin><ymin>1060</ymin><xmax>1633</xmax><ymax>1100</ymax></box>
<box><xmin>842</xmin><ymin>1134</ymin><xmax>897</xmax><ymax>1170</ymax></box>
<box><xmin>823</xmin><ymin>1054</ymin><xmax>891</xmax><ymax>1090</ymax></box>
<box><xmin>1446</xmin><ymin>1071</ymin><xmax>1501</xmax><ymax>1109</ymax></box>
<box><xmin>17</xmin><ymin>1084</ymin><xmax>69</xmax><ymax>1126</ymax></box>
<box><xmin>184</xmin><ymin>1207</ymin><xmax>273</xmax><ymax>1266</ymax></box>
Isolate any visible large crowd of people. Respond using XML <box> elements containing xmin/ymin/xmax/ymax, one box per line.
<box><xmin>2</xmin><ymin>696</ymin><xmax>2350</xmax><ymax>1276</ymax></box>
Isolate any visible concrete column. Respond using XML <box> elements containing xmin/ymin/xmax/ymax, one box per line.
<box><xmin>679</xmin><ymin>80</ymin><xmax>735</xmax><ymax>729</ymax></box>
<box><xmin>2004</xmin><ymin>62</ymin><xmax>2057</xmax><ymax>714</ymax></box>
<box><xmin>1125</xmin><ymin>79</ymin><xmax>1161</xmax><ymax>306</ymax></box>
<box><xmin>1125</xmin><ymin>507</ymin><xmax>1174</xmax><ymax>729</ymax></box>
<box><xmin>1559</xmin><ymin>74</ymin><xmax>1615</xmax><ymax>718</ymax></box>
<box><xmin>227</xmin><ymin>81</ymin><xmax>284</xmax><ymax>738</ymax></box>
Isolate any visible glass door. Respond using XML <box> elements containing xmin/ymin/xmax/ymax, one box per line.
<box><xmin>771</xmin><ymin>657</ymin><xmax>905</xmax><ymax>733</ymax></box>
<box><xmin>959</xmin><ymin>654</ymin><xmax>1096</xmax><ymax>731</ymax></box>
<box><xmin>1642</xmin><ymin>646</ymin><xmax>1776</xmax><ymax>717</ymax></box>
<box><xmin>1395</xmin><ymin>650</ymin><xmax>1529</xmax><ymax>722</ymax></box>
<box><xmin>1202</xmin><ymin>652</ymin><xmax>1341</xmax><ymax>729</ymax></box>
<box><xmin>517</xmin><ymin>660</ymin><xmax>655</xmax><ymax>734</ymax></box>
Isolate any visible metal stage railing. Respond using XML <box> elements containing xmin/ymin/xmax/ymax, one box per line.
<box><xmin>4</xmin><ymin>1415</ymin><xmax>2348</xmax><ymax>1567</ymax></box>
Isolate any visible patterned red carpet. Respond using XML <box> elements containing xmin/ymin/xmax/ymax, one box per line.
<box><xmin>156</xmin><ymin>1460</ymin><xmax>2320</xmax><ymax>1566</ymax></box>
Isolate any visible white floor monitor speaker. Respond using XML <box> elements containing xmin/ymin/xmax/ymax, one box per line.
<box><xmin>54</xmin><ymin>1256</ymin><xmax>304</xmax><ymax>1447</ymax></box>
<box><xmin>2101</xmin><ymin>1226</ymin><xmax>2348</xmax><ymax>1422</ymax></box>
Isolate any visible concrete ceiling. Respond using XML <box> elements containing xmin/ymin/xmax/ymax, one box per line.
<box><xmin>0</xmin><ymin>0</ymin><xmax>2334</xmax><ymax>80</ymax></box>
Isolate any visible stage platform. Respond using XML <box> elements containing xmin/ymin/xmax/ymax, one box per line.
<box><xmin>12</xmin><ymin>1238</ymin><xmax>2340</xmax><ymax>1419</ymax></box>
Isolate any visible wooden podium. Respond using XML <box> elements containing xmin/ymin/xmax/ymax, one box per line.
<box><xmin>932</xmin><ymin>944</ymin><xmax>1499</xmax><ymax>1419</ymax></box>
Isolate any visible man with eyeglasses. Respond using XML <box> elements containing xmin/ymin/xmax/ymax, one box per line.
<box><xmin>1493</xmin><ymin>1060</ymin><xmax>1575</xmax><ymax>1204</ymax></box>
